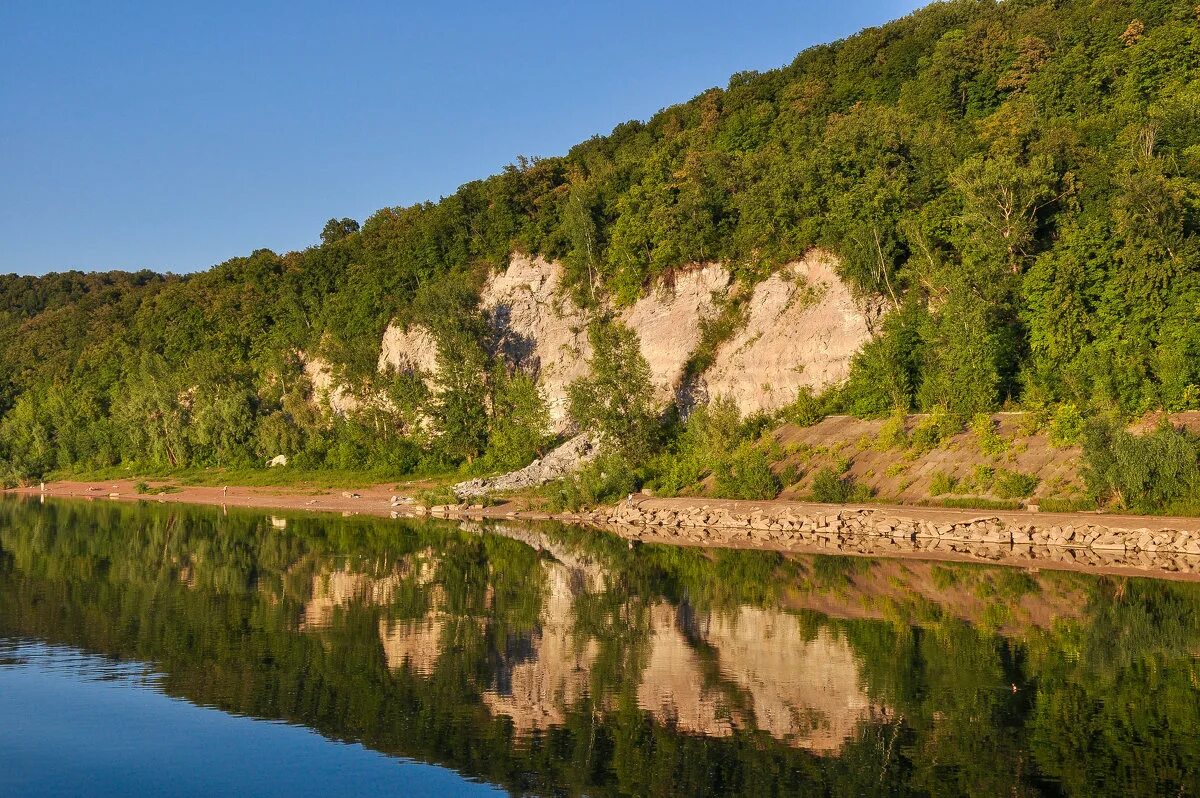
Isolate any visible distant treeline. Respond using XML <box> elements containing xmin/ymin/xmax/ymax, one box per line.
<box><xmin>2</xmin><ymin>0</ymin><xmax>1199</xmax><ymax>482</ymax></box>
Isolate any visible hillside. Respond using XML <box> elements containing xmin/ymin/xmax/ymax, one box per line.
<box><xmin>2</xmin><ymin>0</ymin><xmax>1199</xmax><ymax>513</ymax></box>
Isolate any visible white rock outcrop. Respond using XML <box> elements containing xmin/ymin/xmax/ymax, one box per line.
<box><xmin>701</xmin><ymin>250</ymin><xmax>881</xmax><ymax>415</ymax></box>
<box><xmin>619</xmin><ymin>264</ymin><xmax>730</xmax><ymax>403</ymax></box>
<box><xmin>312</xmin><ymin>249</ymin><xmax>880</xmax><ymax>434</ymax></box>
<box><xmin>301</xmin><ymin>355</ymin><xmax>361</xmax><ymax>416</ymax></box>
<box><xmin>481</xmin><ymin>254</ymin><xmax>592</xmax><ymax>432</ymax></box>
<box><xmin>377</xmin><ymin>323</ymin><xmax>440</xmax><ymax>379</ymax></box>
<box><xmin>453</xmin><ymin>433</ymin><xmax>597</xmax><ymax>498</ymax></box>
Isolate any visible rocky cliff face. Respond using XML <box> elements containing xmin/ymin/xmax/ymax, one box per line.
<box><xmin>480</xmin><ymin>254</ymin><xmax>592</xmax><ymax>432</ymax></box>
<box><xmin>701</xmin><ymin>250</ymin><xmax>882</xmax><ymax>415</ymax></box>
<box><xmin>350</xmin><ymin>250</ymin><xmax>878</xmax><ymax>427</ymax></box>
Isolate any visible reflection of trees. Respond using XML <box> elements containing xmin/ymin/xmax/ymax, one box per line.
<box><xmin>1</xmin><ymin>498</ymin><xmax>1199</xmax><ymax>796</ymax></box>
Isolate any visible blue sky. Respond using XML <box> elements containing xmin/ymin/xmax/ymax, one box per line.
<box><xmin>1</xmin><ymin>1</ymin><xmax>925</xmax><ymax>276</ymax></box>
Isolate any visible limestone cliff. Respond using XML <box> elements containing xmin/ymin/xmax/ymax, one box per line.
<box><xmin>701</xmin><ymin>250</ymin><xmax>882</xmax><ymax>415</ymax></box>
<box><xmin>349</xmin><ymin>250</ymin><xmax>879</xmax><ymax>429</ymax></box>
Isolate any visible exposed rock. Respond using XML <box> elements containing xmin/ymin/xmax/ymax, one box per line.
<box><xmin>619</xmin><ymin>264</ymin><xmax>730</xmax><ymax>403</ymax></box>
<box><xmin>482</xmin><ymin>254</ymin><xmax>592</xmax><ymax>433</ymax></box>
<box><xmin>377</xmin><ymin>322</ymin><xmax>440</xmax><ymax>381</ymax></box>
<box><xmin>592</xmin><ymin>496</ymin><xmax>1200</xmax><ymax>572</ymax></box>
<box><xmin>702</xmin><ymin>250</ymin><xmax>882</xmax><ymax>415</ymax></box>
<box><xmin>301</xmin><ymin>354</ymin><xmax>361</xmax><ymax>416</ymax></box>
<box><xmin>454</xmin><ymin>433</ymin><xmax>598</xmax><ymax>498</ymax></box>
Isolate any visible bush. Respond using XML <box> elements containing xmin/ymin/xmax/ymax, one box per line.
<box><xmin>963</xmin><ymin>464</ymin><xmax>995</xmax><ymax>493</ymax></box>
<box><xmin>567</xmin><ymin>321</ymin><xmax>658</xmax><ymax>461</ymax></box>
<box><xmin>714</xmin><ymin>444</ymin><xmax>781</xmax><ymax>500</ymax></box>
<box><xmin>929</xmin><ymin>471</ymin><xmax>959</xmax><ymax>496</ymax></box>
<box><xmin>1048</xmin><ymin>403</ymin><xmax>1085</xmax><ymax>447</ymax></box>
<box><xmin>417</xmin><ymin>485</ymin><xmax>460</xmax><ymax>506</ymax></box>
<box><xmin>910</xmin><ymin>406</ymin><xmax>962</xmax><ymax>453</ymax></box>
<box><xmin>874</xmin><ymin>408</ymin><xmax>909</xmax><ymax>451</ymax></box>
<box><xmin>993</xmin><ymin>469</ymin><xmax>1039</xmax><ymax>499</ymax></box>
<box><xmin>971</xmin><ymin>413</ymin><xmax>1007</xmax><ymax>457</ymax></box>
<box><xmin>783</xmin><ymin>386</ymin><xmax>829</xmax><ymax>427</ymax></box>
<box><xmin>809</xmin><ymin>465</ymin><xmax>873</xmax><ymax>504</ymax></box>
<box><xmin>648</xmin><ymin>398</ymin><xmax>743</xmax><ymax>495</ymax></box>
<box><xmin>1081</xmin><ymin>420</ymin><xmax>1200</xmax><ymax>513</ymax></box>
<box><xmin>545</xmin><ymin>452</ymin><xmax>639</xmax><ymax>511</ymax></box>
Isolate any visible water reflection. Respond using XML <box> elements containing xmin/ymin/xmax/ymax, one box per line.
<box><xmin>1</xmin><ymin>497</ymin><xmax>1198</xmax><ymax>796</ymax></box>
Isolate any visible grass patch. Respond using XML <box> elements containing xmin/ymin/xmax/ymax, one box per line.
<box><xmin>923</xmin><ymin>497</ymin><xmax>1023</xmax><ymax>511</ymax></box>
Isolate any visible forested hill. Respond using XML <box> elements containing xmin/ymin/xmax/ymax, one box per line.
<box><xmin>2</xmin><ymin>0</ymin><xmax>1200</xmax><ymax>485</ymax></box>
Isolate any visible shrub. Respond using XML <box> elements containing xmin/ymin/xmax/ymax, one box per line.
<box><xmin>417</xmin><ymin>485</ymin><xmax>460</xmax><ymax>506</ymax></box>
<box><xmin>545</xmin><ymin>452</ymin><xmax>639</xmax><ymax>511</ymax></box>
<box><xmin>874</xmin><ymin>408</ymin><xmax>909</xmax><ymax>451</ymax></box>
<box><xmin>809</xmin><ymin>465</ymin><xmax>873</xmax><ymax>504</ymax></box>
<box><xmin>993</xmin><ymin>469</ymin><xmax>1039</xmax><ymax>499</ymax></box>
<box><xmin>1048</xmin><ymin>403</ymin><xmax>1085</xmax><ymax>447</ymax></box>
<box><xmin>783</xmin><ymin>386</ymin><xmax>827</xmax><ymax>427</ymax></box>
<box><xmin>963</xmin><ymin>464</ymin><xmax>995</xmax><ymax>493</ymax></box>
<box><xmin>1081</xmin><ymin>420</ymin><xmax>1200</xmax><ymax>513</ymax></box>
<box><xmin>567</xmin><ymin>321</ymin><xmax>658</xmax><ymax>461</ymax></box>
<box><xmin>971</xmin><ymin>413</ymin><xmax>1007</xmax><ymax>457</ymax></box>
<box><xmin>910</xmin><ymin>406</ymin><xmax>962</xmax><ymax>453</ymax></box>
<box><xmin>929</xmin><ymin>471</ymin><xmax>959</xmax><ymax>496</ymax></box>
<box><xmin>648</xmin><ymin>398</ymin><xmax>743</xmax><ymax>495</ymax></box>
<box><xmin>714</xmin><ymin>444</ymin><xmax>781</xmax><ymax>500</ymax></box>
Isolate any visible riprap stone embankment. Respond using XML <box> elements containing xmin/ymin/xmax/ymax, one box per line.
<box><xmin>584</xmin><ymin>496</ymin><xmax>1200</xmax><ymax>575</ymax></box>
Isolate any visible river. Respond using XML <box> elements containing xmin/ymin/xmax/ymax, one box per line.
<box><xmin>0</xmin><ymin>497</ymin><xmax>1196</xmax><ymax>796</ymax></box>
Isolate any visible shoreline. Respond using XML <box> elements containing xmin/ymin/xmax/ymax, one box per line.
<box><xmin>9</xmin><ymin>479</ymin><xmax>1200</xmax><ymax>582</ymax></box>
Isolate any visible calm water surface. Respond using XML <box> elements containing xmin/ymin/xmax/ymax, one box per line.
<box><xmin>0</xmin><ymin>497</ymin><xmax>1197</xmax><ymax>796</ymax></box>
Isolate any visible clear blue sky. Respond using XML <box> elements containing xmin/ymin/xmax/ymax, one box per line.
<box><xmin>1</xmin><ymin>1</ymin><xmax>925</xmax><ymax>276</ymax></box>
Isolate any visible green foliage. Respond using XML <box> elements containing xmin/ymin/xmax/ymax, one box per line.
<box><xmin>5</xmin><ymin>0</ymin><xmax>1200</xmax><ymax>491</ymax></box>
<box><xmin>479</xmin><ymin>369</ymin><xmax>552</xmax><ymax>472</ymax></box>
<box><xmin>909</xmin><ymin>406</ymin><xmax>962</xmax><ymax>453</ymax></box>
<box><xmin>994</xmin><ymin>469</ymin><xmax>1039</xmax><ymax>500</ymax></box>
<box><xmin>929</xmin><ymin>471</ymin><xmax>959</xmax><ymax>496</ymax></box>
<box><xmin>648</xmin><ymin>398</ymin><xmax>744</xmax><ymax>495</ymax></box>
<box><xmin>544</xmin><ymin>452</ymin><xmax>639</xmax><ymax>511</ymax></box>
<box><xmin>1048</xmin><ymin>403</ymin><xmax>1085</xmax><ymax>447</ymax></box>
<box><xmin>1082</xmin><ymin>420</ymin><xmax>1200</xmax><ymax>513</ymax></box>
<box><xmin>416</xmin><ymin>485</ymin><xmax>459</xmax><ymax>507</ymax></box>
<box><xmin>971</xmin><ymin>414</ymin><xmax>1007</xmax><ymax>457</ymax></box>
<box><xmin>567</xmin><ymin>320</ymin><xmax>658</xmax><ymax>460</ymax></box>
<box><xmin>713</xmin><ymin>443</ymin><xmax>781</xmax><ymax>500</ymax></box>
<box><xmin>809</xmin><ymin>464</ymin><xmax>872</xmax><ymax>504</ymax></box>
<box><xmin>873</xmin><ymin>407</ymin><xmax>909</xmax><ymax>450</ymax></box>
<box><xmin>964</xmin><ymin>464</ymin><xmax>996</xmax><ymax>494</ymax></box>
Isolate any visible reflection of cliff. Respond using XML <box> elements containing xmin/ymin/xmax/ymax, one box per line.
<box><xmin>482</xmin><ymin>561</ymin><xmax>598</xmax><ymax>734</ymax></box>
<box><xmin>636</xmin><ymin>603</ymin><xmax>735</xmax><ymax>737</ymax></box>
<box><xmin>633</xmin><ymin>604</ymin><xmax>879</xmax><ymax>752</ymax></box>
<box><xmin>300</xmin><ymin>567</ymin><xmax>406</xmax><ymax>629</ymax></box>
<box><xmin>379</xmin><ymin>596</ymin><xmax>445</xmax><ymax>675</ymax></box>
<box><xmin>701</xmin><ymin>608</ymin><xmax>875</xmax><ymax>752</ymax></box>
<box><xmin>483</xmin><ymin>524</ymin><xmax>608</xmax><ymax>594</ymax></box>
<box><xmin>298</xmin><ymin>550</ymin><xmax>436</xmax><ymax>630</ymax></box>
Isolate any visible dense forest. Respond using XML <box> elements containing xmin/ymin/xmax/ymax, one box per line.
<box><xmin>2</xmin><ymin>499</ymin><xmax>1199</xmax><ymax>795</ymax></box>
<box><xmin>2</xmin><ymin>0</ymin><xmax>1200</xmax><ymax>492</ymax></box>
